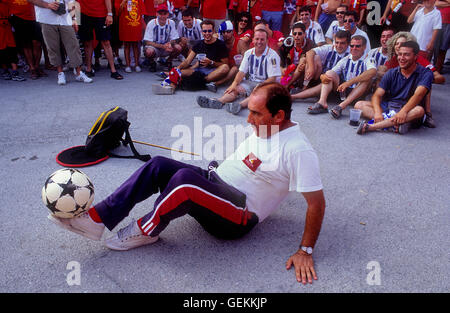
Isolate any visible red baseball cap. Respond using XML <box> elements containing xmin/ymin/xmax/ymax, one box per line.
<box><xmin>156</xmin><ymin>3</ymin><xmax>169</xmax><ymax>12</ymax></box>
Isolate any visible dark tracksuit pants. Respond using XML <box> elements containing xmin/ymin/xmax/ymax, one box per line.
<box><xmin>94</xmin><ymin>156</ymin><xmax>258</xmax><ymax>240</ymax></box>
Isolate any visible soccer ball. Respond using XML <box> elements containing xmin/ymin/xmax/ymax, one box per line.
<box><xmin>42</xmin><ymin>168</ymin><xmax>95</xmax><ymax>218</ymax></box>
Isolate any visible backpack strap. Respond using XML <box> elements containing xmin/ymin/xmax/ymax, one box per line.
<box><xmin>108</xmin><ymin>125</ymin><xmax>151</xmax><ymax>162</ymax></box>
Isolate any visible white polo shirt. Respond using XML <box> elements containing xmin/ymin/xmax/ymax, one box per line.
<box><xmin>144</xmin><ymin>18</ymin><xmax>179</xmax><ymax>44</ymax></box>
<box><xmin>411</xmin><ymin>7</ymin><xmax>442</xmax><ymax>51</ymax></box>
<box><xmin>331</xmin><ymin>54</ymin><xmax>376</xmax><ymax>88</ymax></box>
<box><xmin>217</xmin><ymin>122</ymin><xmax>323</xmax><ymax>222</ymax></box>
<box><xmin>239</xmin><ymin>46</ymin><xmax>281</xmax><ymax>83</ymax></box>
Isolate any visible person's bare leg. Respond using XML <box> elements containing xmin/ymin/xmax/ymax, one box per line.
<box><xmin>84</xmin><ymin>40</ymin><xmax>93</xmax><ymax>72</ymax></box>
<box><xmin>338</xmin><ymin>81</ymin><xmax>370</xmax><ymax>109</ymax></box>
<box><xmin>354</xmin><ymin>100</ymin><xmax>375</xmax><ymax>119</ymax></box>
<box><xmin>364</xmin><ymin>106</ymin><xmax>424</xmax><ymax>132</ymax></box>
<box><xmin>205</xmin><ymin>64</ymin><xmax>229</xmax><ymax>83</ymax></box>
<box><xmin>215</xmin><ymin>66</ymin><xmax>238</xmax><ymax>86</ymax></box>
<box><xmin>101</xmin><ymin>40</ymin><xmax>117</xmax><ymax>72</ymax></box>
<box><xmin>292</xmin><ymin>84</ymin><xmax>322</xmax><ymax>100</ymax></box>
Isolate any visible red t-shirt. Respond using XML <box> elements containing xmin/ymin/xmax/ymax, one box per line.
<box><xmin>144</xmin><ymin>0</ymin><xmax>156</xmax><ymax>16</ymax></box>
<box><xmin>172</xmin><ymin>0</ymin><xmax>186</xmax><ymax>9</ymax></box>
<box><xmin>189</xmin><ymin>0</ymin><xmax>199</xmax><ymax>7</ymax></box>
<box><xmin>0</xmin><ymin>2</ymin><xmax>16</xmax><ymax>49</ymax></box>
<box><xmin>296</xmin><ymin>0</ymin><xmax>317</xmax><ymax>18</ymax></box>
<box><xmin>7</xmin><ymin>0</ymin><xmax>35</xmax><ymax>21</ymax></box>
<box><xmin>438</xmin><ymin>5</ymin><xmax>450</xmax><ymax>24</ymax></box>
<box><xmin>261</xmin><ymin>0</ymin><xmax>284</xmax><ymax>11</ymax></box>
<box><xmin>235</xmin><ymin>29</ymin><xmax>253</xmax><ymax>40</ymax></box>
<box><xmin>202</xmin><ymin>0</ymin><xmax>227</xmax><ymax>19</ymax></box>
<box><xmin>115</xmin><ymin>0</ymin><xmax>146</xmax><ymax>42</ymax></box>
<box><xmin>78</xmin><ymin>0</ymin><xmax>108</xmax><ymax>18</ymax></box>
<box><xmin>235</xmin><ymin>0</ymin><xmax>263</xmax><ymax>19</ymax></box>
<box><xmin>399</xmin><ymin>0</ymin><xmax>417</xmax><ymax>17</ymax></box>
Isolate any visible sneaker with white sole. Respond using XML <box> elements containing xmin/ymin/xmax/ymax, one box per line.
<box><xmin>75</xmin><ymin>71</ymin><xmax>93</xmax><ymax>83</ymax></box>
<box><xmin>48</xmin><ymin>211</ymin><xmax>105</xmax><ymax>241</ymax></box>
<box><xmin>124</xmin><ymin>66</ymin><xmax>132</xmax><ymax>73</ymax></box>
<box><xmin>57</xmin><ymin>72</ymin><xmax>66</xmax><ymax>85</ymax></box>
<box><xmin>104</xmin><ymin>219</ymin><xmax>159</xmax><ymax>251</ymax></box>
<box><xmin>135</xmin><ymin>66</ymin><xmax>142</xmax><ymax>72</ymax></box>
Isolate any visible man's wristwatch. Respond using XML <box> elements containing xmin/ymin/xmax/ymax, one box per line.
<box><xmin>300</xmin><ymin>246</ymin><xmax>313</xmax><ymax>255</ymax></box>
<box><xmin>107</xmin><ymin>13</ymin><xmax>113</xmax><ymax>16</ymax></box>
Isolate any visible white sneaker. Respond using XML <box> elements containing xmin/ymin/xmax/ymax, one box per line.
<box><xmin>135</xmin><ymin>66</ymin><xmax>142</xmax><ymax>72</ymax></box>
<box><xmin>57</xmin><ymin>72</ymin><xmax>66</xmax><ymax>85</ymax></box>
<box><xmin>48</xmin><ymin>211</ymin><xmax>105</xmax><ymax>241</ymax></box>
<box><xmin>104</xmin><ymin>219</ymin><xmax>159</xmax><ymax>251</ymax></box>
<box><xmin>75</xmin><ymin>71</ymin><xmax>93</xmax><ymax>83</ymax></box>
<box><xmin>124</xmin><ymin>66</ymin><xmax>132</xmax><ymax>73</ymax></box>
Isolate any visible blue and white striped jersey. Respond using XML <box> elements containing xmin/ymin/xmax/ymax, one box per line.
<box><xmin>177</xmin><ymin>18</ymin><xmax>203</xmax><ymax>41</ymax></box>
<box><xmin>367</xmin><ymin>47</ymin><xmax>388</xmax><ymax>68</ymax></box>
<box><xmin>239</xmin><ymin>46</ymin><xmax>281</xmax><ymax>82</ymax></box>
<box><xmin>312</xmin><ymin>44</ymin><xmax>350</xmax><ymax>72</ymax></box>
<box><xmin>331</xmin><ymin>54</ymin><xmax>376</xmax><ymax>88</ymax></box>
<box><xmin>143</xmin><ymin>18</ymin><xmax>179</xmax><ymax>44</ymax></box>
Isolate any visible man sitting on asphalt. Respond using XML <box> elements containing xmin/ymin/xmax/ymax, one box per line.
<box><xmin>196</xmin><ymin>28</ymin><xmax>281</xmax><ymax>115</ymax></box>
<box><xmin>48</xmin><ymin>82</ymin><xmax>326</xmax><ymax>286</ymax></box>
<box><xmin>306</xmin><ymin>35</ymin><xmax>376</xmax><ymax>118</ymax></box>
<box><xmin>175</xmin><ymin>20</ymin><xmax>230</xmax><ymax>92</ymax></box>
<box><xmin>354</xmin><ymin>41</ymin><xmax>431</xmax><ymax>135</ymax></box>
<box><xmin>177</xmin><ymin>8</ymin><xmax>203</xmax><ymax>59</ymax></box>
<box><xmin>291</xmin><ymin>30</ymin><xmax>350</xmax><ymax>101</ymax></box>
<box><xmin>143</xmin><ymin>3</ymin><xmax>182</xmax><ymax>72</ymax></box>
<box><xmin>367</xmin><ymin>26</ymin><xmax>395</xmax><ymax>88</ymax></box>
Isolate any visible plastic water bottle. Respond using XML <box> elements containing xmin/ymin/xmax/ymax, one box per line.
<box><xmin>393</xmin><ymin>1</ymin><xmax>403</xmax><ymax>13</ymax></box>
<box><xmin>127</xmin><ymin>0</ymin><xmax>132</xmax><ymax>12</ymax></box>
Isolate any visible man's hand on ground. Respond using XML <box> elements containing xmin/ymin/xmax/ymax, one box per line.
<box><xmin>286</xmin><ymin>250</ymin><xmax>317</xmax><ymax>285</ymax></box>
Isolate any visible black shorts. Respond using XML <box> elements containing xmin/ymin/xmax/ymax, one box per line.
<box><xmin>0</xmin><ymin>46</ymin><xmax>18</xmax><ymax>66</ymax></box>
<box><xmin>9</xmin><ymin>15</ymin><xmax>43</xmax><ymax>48</ymax></box>
<box><xmin>78</xmin><ymin>13</ymin><xmax>111</xmax><ymax>42</ymax></box>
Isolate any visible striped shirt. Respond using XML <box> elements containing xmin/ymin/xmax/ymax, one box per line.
<box><xmin>331</xmin><ymin>54</ymin><xmax>376</xmax><ymax>88</ymax></box>
<box><xmin>239</xmin><ymin>46</ymin><xmax>281</xmax><ymax>82</ymax></box>
<box><xmin>367</xmin><ymin>47</ymin><xmax>388</xmax><ymax>68</ymax></box>
<box><xmin>143</xmin><ymin>18</ymin><xmax>179</xmax><ymax>44</ymax></box>
<box><xmin>304</xmin><ymin>21</ymin><xmax>325</xmax><ymax>45</ymax></box>
<box><xmin>177</xmin><ymin>18</ymin><xmax>203</xmax><ymax>41</ymax></box>
<box><xmin>312</xmin><ymin>44</ymin><xmax>350</xmax><ymax>72</ymax></box>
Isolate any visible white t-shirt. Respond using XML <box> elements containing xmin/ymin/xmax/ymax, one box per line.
<box><xmin>331</xmin><ymin>54</ymin><xmax>376</xmax><ymax>88</ymax></box>
<box><xmin>34</xmin><ymin>0</ymin><xmax>72</xmax><ymax>26</ymax></box>
<box><xmin>144</xmin><ymin>18</ymin><xmax>179</xmax><ymax>44</ymax></box>
<box><xmin>312</xmin><ymin>44</ymin><xmax>350</xmax><ymax>72</ymax></box>
<box><xmin>177</xmin><ymin>18</ymin><xmax>203</xmax><ymax>41</ymax></box>
<box><xmin>411</xmin><ymin>7</ymin><xmax>442</xmax><ymax>51</ymax></box>
<box><xmin>216</xmin><ymin>122</ymin><xmax>323</xmax><ymax>222</ymax></box>
<box><xmin>239</xmin><ymin>46</ymin><xmax>281</xmax><ymax>82</ymax></box>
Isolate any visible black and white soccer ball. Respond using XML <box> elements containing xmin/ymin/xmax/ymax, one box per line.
<box><xmin>42</xmin><ymin>168</ymin><xmax>95</xmax><ymax>218</ymax></box>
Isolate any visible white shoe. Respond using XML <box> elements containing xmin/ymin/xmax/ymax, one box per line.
<box><xmin>124</xmin><ymin>66</ymin><xmax>132</xmax><ymax>73</ymax></box>
<box><xmin>104</xmin><ymin>219</ymin><xmax>159</xmax><ymax>251</ymax></box>
<box><xmin>57</xmin><ymin>72</ymin><xmax>66</xmax><ymax>85</ymax></box>
<box><xmin>135</xmin><ymin>66</ymin><xmax>142</xmax><ymax>72</ymax></box>
<box><xmin>75</xmin><ymin>71</ymin><xmax>93</xmax><ymax>83</ymax></box>
<box><xmin>48</xmin><ymin>211</ymin><xmax>105</xmax><ymax>241</ymax></box>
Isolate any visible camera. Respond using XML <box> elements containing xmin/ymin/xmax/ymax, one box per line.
<box><xmin>53</xmin><ymin>2</ymin><xmax>66</xmax><ymax>16</ymax></box>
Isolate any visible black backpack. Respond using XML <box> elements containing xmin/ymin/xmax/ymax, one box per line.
<box><xmin>85</xmin><ymin>106</ymin><xmax>151</xmax><ymax>162</ymax></box>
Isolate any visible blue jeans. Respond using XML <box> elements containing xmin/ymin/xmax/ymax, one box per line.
<box><xmin>262</xmin><ymin>10</ymin><xmax>284</xmax><ymax>31</ymax></box>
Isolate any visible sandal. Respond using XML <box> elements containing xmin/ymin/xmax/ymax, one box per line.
<box><xmin>356</xmin><ymin>121</ymin><xmax>370</xmax><ymax>135</ymax></box>
<box><xmin>307</xmin><ymin>102</ymin><xmax>328</xmax><ymax>114</ymax></box>
<box><xmin>225</xmin><ymin>102</ymin><xmax>242</xmax><ymax>115</ymax></box>
<box><xmin>329</xmin><ymin>105</ymin><xmax>342</xmax><ymax>119</ymax></box>
<box><xmin>110</xmin><ymin>71</ymin><xmax>124</xmax><ymax>80</ymax></box>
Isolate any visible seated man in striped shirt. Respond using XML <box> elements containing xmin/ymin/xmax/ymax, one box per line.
<box><xmin>292</xmin><ymin>30</ymin><xmax>350</xmax><ymax>100</ymax></box>
<box><xmin>197</xmin><ymin>28</ymin><xmax>282</xmax><ymax>115</ymax></box>
<box><xmin>307</xmin><ymin>35</ymin><xmax>376</xmax><ymax>118</ymax></box>
<box><xmin>177</xmin><ymin>8</ymin><xmax>203</xmax><ymax>58</ymax></box>
<box><xmin>367</xmin><ymin>26</ymin><xmax>395</xmax><ymax>88</ymax></box>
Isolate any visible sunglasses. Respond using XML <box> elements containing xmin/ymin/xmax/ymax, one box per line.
<box><xmin>350</xmin><ymin>44</ymin><xmax>362</xmax><ymax>48</ymax></box>
<box><xmin>239</xmin><ymin>19</ymin><xmax>249</xmax><ymax>23</ymax></box>
<box><xmin>292</xmin><ymin>32</ymin><xmax>303</xmax><ymax>36</ymax></box>
<box><xmin>202</xmin><ymin>29</ymin><xmax>213</xmax><ymax>33</ymax></box>
<box><xmin>336</xmin><ymin>11</ymin><xmax>346</xmax><ymax>15</ymax></box>
<box><xmin>344</xmin><ymin>19</ymin><xmax>355</xmax><ymax>23</ymax></box>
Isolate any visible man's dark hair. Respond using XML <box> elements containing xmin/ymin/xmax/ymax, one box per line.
<box><xmin>253</xmin><ymin>82</ymin><xmax>292</xmax><ymax>120</ymax></box>
<box><xmin>200</xmin><ymin>20</ymin><xmax>215</xmax><ymax>29</ymax></box>
<box><xmin>299</xmin><ymin>5</ymin><xmax>312</xmax><ymax>14</ymax></box>
<box><xmin>182</xmin><ymin>8</ymin><xmax>193</xmax><ymax>18</ymax></box>
<box><xmin>292</xmin><ymin>22</ymin><xmax>306</xmax><ymax>32</ymax></box>
<box><xmin>255</xmin><ymin>19</ymin><xmax>268</xmax><ymax>27</ymax></box>
<box><xmin>335</xmin><ymin>30</ymin><xmax>351</xmax><ymax>43</ymax></box>
<box><xmin>351</xmin><ymin>35</ymin><xmax>367</xmax><ymax>46</ymax></box>
<box><xmin>338</xmin><ymin>4</ymin><xmax>348</xmax><ymax>11</ymax></box>
<box><xmin>344</xmin><ymin>11</ymin><xmax>358</xmax><ymax>21</ymax></box>
<box><xmin>400</xmin><ymin>41</ymin><xmax>420</xmax><ymax>55</ymax></box>
<box><xmin>381</xmin><ymin>25</ymin><xmax>396</xmax><ymax>35</ymax></box>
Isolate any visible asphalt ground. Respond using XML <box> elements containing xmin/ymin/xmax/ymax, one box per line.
<box><xmin>0</xmin><ymin>58</ymin><xmax>449</xmax><ymax>296</ymax></box>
